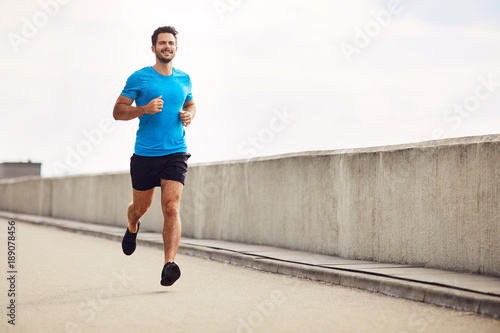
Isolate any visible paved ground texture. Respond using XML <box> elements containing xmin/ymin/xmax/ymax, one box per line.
<box><xmin>0</xmin><ymin>220</ymin><xmax>499</xmax><ymax>333</ymax></box>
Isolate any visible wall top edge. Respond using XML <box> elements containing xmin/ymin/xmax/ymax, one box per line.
<box><xmin>0</xmin><ymin>175</ymin><xmax>45</xmax><ymax>184</ymax></box>
<box><xmin>2</xmin><ymin>134</ymin><xmax>498</xmax><ymax>182</ymax></box>
<box><xmin>189</xmin><ymin>133</ymin><xmax>500</xmax><ymax>167</ymax></box>
<box><xmin>0</xmin><ymin>170</ymin><xmax>130</xmax><ymax>183</ymax></box>
<box><xmin>48</xmin><ymin>170</ymin><xmax>130</xmax><ymax>180</ymax></box>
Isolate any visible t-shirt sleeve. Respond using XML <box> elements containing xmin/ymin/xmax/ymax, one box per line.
<box><xmin>120</xmin><ymin>72</ymin><xmax>141</xmax><ymax>100</ymax></box>
<box><xmin>185</xmin><ymin>76</ymin><xmax>193</xmax><ymax>102</ymax></box>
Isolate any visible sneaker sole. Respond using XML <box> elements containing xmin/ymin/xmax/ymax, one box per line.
<box><xmin>161</xmin><ymin>264</ymin><xmax>181</xmax><ymax>286</ymax></box>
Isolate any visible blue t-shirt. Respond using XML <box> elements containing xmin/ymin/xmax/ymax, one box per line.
<box><xmin>120</xmin><ymin>66</ymin><xmax>193</xmax><ymax>156</ymax></box>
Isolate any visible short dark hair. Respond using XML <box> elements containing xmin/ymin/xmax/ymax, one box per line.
<box><xmin>152</xmin><ymin>26</ymin><xmax>178</xmax><ymax>46</ymax></box>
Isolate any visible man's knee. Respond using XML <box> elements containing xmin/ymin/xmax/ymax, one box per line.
<box><xmin>130</xmin><ymin>201</ymin><xmax>150</xmax><ymax>217</ymax></box>
<box><xmin>162</xmin><ymin>202</ymin><xmax>179</xmax><ymax>218</ymax></box>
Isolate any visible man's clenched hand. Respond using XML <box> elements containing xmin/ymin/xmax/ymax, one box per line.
<box><xmin>142</xmin><ymin>96</ymin><xmax>163</xmax><ymax>114</ymax></box>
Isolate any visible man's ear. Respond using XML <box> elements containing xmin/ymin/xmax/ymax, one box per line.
<box><xmin>151</xmin><ymin>45</ymin><xmax>155</xmax><ymax>53</ymax></box>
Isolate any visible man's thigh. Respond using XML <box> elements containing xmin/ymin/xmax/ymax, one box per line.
<box><xmin>160</xmin><ymin>179</ymin><xmax>183</xmax><ymax>206</ymax></box>
<box><xmin>132</xmin><ymin>187</ymin><xmax>155</xmax><ymax>210</ymax></box>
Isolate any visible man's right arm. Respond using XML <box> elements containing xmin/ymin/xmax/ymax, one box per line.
<box><xmin>113</xmin><ymin>95</ymin><xmax>164</xmax><ymax>121</ymax></box>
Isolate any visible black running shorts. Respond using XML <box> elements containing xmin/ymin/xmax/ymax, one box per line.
<box><xmin>130</xmin><ymin>152</ymin><xmax>191</xmax><ymax>191</ymax></box>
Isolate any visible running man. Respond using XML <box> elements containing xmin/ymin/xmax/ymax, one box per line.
<box><xmin>113</xmin><ymin>26</ymin><xmax>196</xmax><ymax>287</ymax></box>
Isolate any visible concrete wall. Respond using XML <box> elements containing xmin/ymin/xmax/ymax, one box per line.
<box><xmin>0</xmin><ymin>135</ymin><xmax>499</xmax><ymax>276</ymax></box>
<box><xmin>0</xmin><ymin>177</ymin><xmax>52</xmax><ymax>216</ymax></box>
<box><xmin>49</xmin><ymin>172</ymin><xmax>132</xmax><ymax>227</ymax></box>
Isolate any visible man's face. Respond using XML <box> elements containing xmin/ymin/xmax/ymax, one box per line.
<box><xmin>153</xmin><ymin>33</ymin><xmax>177</xmax><ymax>63</ymax></box>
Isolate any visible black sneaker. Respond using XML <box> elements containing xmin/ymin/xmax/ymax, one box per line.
<box><xmin>161</xmin><ymin>262</ymin><xmax>181</xmax><ymax>286</ymax></box>
<box><xmin>122</xmin><ymin>221</ymin><xmax>140</xmax><ymax>256</ymax></box>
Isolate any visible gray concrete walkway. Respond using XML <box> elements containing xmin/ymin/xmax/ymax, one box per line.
<box><xmin>1</xmin><ymin>211</ymin><xmax>500</xmax><ymax>325</ymax></box>
<box><xmin>1</xmin><ymin>219</ymin><xmax>500</xmax><ymax>333</ymax></box>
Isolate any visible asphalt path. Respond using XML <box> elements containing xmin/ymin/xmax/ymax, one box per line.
<box><xmin>0</xmin><ymin>221</ymin><xmax>499</xmax><ymax>333</ymax></box>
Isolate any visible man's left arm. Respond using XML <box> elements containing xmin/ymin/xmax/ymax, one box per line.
<box><xmin>179</xmin><ymin>99</ymin><xmax>196</xmax><ymax>127</ymax></box>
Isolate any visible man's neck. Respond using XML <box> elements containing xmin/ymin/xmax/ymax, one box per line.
<box><xmin>153</xmin><ymin>62</ymin><xmax>173</xmax><ymax>76</ymax></box>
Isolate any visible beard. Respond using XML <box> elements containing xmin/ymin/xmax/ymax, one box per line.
<box><xmin>156</xmin><ymin>49</ymin><xmax>175</xmax><ymax>64</ymax></box>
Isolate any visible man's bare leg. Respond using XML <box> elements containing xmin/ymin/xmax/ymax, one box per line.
<box><xmin>122</xmin><ymin>187</ymin><xmax>155</xmax><ymax>256</ymax></box>
<box><xmin>127</xmin><ymin>187</ymin><xmax>155</xmax><ymax>233</ymax></box>
<box><xmin>160</xmin><ymin>179</ymin><xmax>183</xmax><ymax>264</ymax></box>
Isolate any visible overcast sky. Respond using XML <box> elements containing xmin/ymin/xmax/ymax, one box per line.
<box><xmin>1</xmin><ymin>0</ymin><xmax>500</xmax><ymax>177</ymax></box>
